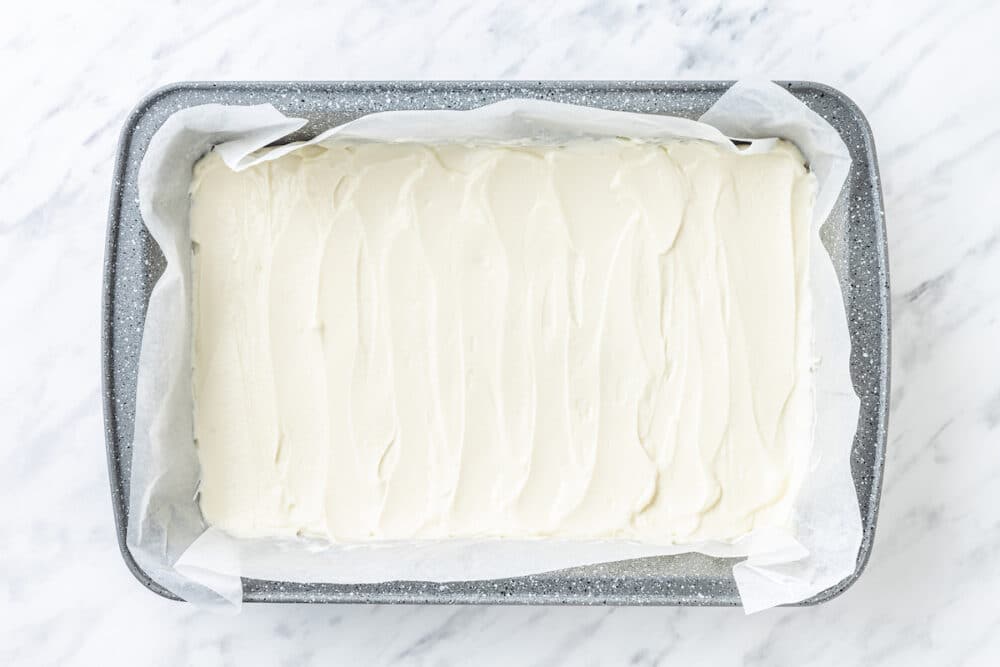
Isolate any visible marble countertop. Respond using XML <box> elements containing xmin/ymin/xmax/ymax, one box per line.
<box><xmin>3</xmin><ymin>0</ymin><xmax>999</xmax><ymax>664</ymax></box>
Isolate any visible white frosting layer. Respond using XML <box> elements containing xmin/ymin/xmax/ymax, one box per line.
<box><xmin>190</xmin><ymin>138</ymin><xmax>815</xmax><ymax>544</ymax></box>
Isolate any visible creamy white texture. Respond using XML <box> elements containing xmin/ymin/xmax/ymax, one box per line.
<box><xmin>190</xmin><ymin>138</ymin><xmax>815</xmax><ymax>545</ymax></box>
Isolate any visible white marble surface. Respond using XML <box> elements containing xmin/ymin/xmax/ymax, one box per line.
<box><xmin>3</xmin><ymin>0</ymin><xmax>999</xmax><ymax>664</ymax></box>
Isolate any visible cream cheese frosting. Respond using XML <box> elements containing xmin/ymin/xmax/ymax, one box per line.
<box><xmin>190</xmin><ymin>138</ymin><xmax>815</xmax><ymax>545</ymax></box>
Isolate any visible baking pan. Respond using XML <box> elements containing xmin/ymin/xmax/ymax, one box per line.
<box><xmin>102</xmin><ymin>81</ymin><xmax>889</xmax><ymax>605</ymax></box>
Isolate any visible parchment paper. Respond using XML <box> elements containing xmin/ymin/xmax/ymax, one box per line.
<box><xmin>128</xmin><ymin>80</ymin><xmax>861</xmax><ymax>613</ymax></box>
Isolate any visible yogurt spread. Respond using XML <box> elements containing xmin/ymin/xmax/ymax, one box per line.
<box><xmin>190</xmin><ymin>138</ymin><xmax>815</xmax><ymax>544</ymax></box>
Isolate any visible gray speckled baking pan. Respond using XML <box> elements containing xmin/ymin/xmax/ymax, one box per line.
<box><xmin>102</xmin><ymin>81</ymin><xmax>889</xmax><ymax>606</ymax></box>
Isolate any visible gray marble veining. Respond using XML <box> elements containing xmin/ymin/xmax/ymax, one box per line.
<box><xmin>2</xmin><ymin>0</ymin><xmax>999</xmax><ymax>664</ymax></box>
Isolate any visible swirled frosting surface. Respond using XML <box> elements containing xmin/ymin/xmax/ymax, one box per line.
<box><xmin>190</xmin><ymin>138</ymin><xmax>814</xmax><ymax>544</ymax></box>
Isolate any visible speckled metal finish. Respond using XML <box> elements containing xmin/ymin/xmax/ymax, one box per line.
<box><xmin>102</xmin><ymin>81</ymin><xmax>889</xmax><ymax>606</ymax></box>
